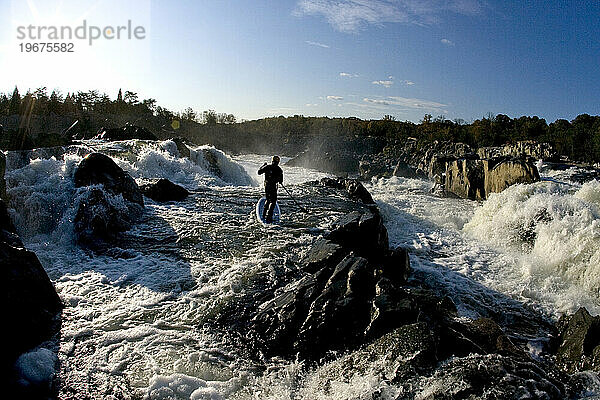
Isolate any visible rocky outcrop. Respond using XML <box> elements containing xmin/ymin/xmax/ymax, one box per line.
<box><xmin>555</xmin><ymin>307</ymin><xmax>600</xmax><ymax>373</ymax></box>
<box><xmin>444</xmin><ymin>157</ymin><xmax>540</xmax><ymax>200</ymax></box>
<box><xmin>73</xmin><ymin>153</ymin><xmax>144</xmax><ymax>243</ymax></box>
<box><xmin>0</xmin><ymin>200</ymin><xmax>62</xmax><ymax>375</ymax></box>
<box><xmin>74</xmin><ymin>153</ymin><xmax>143</xmax><ymax>206</ymax></box>
<box><xmin>477</xmin><ymin>140</ymin><xmax>557</xmax><ymax>161</ymax></box>
<box><xmin>94</xmin><ymin>125</ymin><xmax>158</xmax><ymax>141</ymax></box>
<box><xmin>171</xmin><ymin>137</ymin><xmax>191</xmax><ymax>159</ymax></box>
<box><xmin>318</xmin><ymin>177</ymin><xmax>375</xmax><ymax>205</ymax></box>
<box><xmin>141</xmin><ymin>178</ymin><xmax>189</xmax><ymax>202</ymax></box>
<box><xmin>251</xmin><ymin>208</ymin><xmax>410</xmax><ymax>359</ymax></box>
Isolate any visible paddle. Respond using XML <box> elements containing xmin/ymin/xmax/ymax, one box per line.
<box><xmin>280</xmin><ymin>183</ymin><xmax>311</xmax><ymax>214</ymax></box>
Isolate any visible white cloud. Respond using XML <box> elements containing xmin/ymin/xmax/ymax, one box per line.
<box><xmin>327</xmin><ymin>95</ymin><xmax>344</xmax><ymax>100</ymax></box>
<box><xmin>372</xmin><ymin>80</ymin><xmax>394</xmax><ymax>88</ymax></box>
<box><xmin>441</xmin><ymin>38</ymin><xmax>455</xmax><ymax>46</ymax></box>
<box><xmin>363</xmin><ymin>96</ymin><xmax>447</xmax><ymax>111</ymax></box>
<box><xmin>339</xmin><ymin>72</ymin><xmax>359</xmax><ymax>77</ymax></box>
<box><xmin>305</xmin><ymin>40</ymin><xmax>330</xmax><ymax>48</ymax></box>
<box><xmin>295</xmin><ymin>0</ymin><xmax>485</xmax><ymax>33</ymax></box>
<box><xmin>403</xmin><ymin>80</ymin><xmax>415</xmax><ymax>85</ymax></box>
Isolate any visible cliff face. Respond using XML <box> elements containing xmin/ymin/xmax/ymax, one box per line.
<box><xmin>445</xmin><ymin>157</ymin><xmax>541</xmax><ymax>201</ymax></box>
<box><xmin>477</xmin><ymin>141</ymin><xmax>557</xmax><ymax>161</ymax></box>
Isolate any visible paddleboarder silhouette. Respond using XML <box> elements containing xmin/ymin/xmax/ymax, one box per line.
<box><xmin>258</xmin><ymin>155</ymin><xmax>283</xmax><ymax>223</ymax></box>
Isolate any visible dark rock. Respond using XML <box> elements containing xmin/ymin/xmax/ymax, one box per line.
<box><xmin>327</xmin><ymin>210</ymin><xmax>388</xmax><ymax>258</ymax></box>
<box><xmin>74</xmin><ymin>153</ymin><xmax>143</xmax><ymax>206</ymax></box>
<box><xmin>74</xmin><ymin>188</ymin><xmax>140</xmax><ymax>242</ymax></box>
<box><xmin>359</xmin><ymin>154</ymin><xmax>393</xmax><ymax>179</ymax></box>
<box><xmin>409</xmin><ymin>353</ymin><xmax>569</xmax><ymax>400</ymax></box>
<box><xmin>171</xmin><ymin>137</ymin><xmax>191</xmax><ymax>159</ymax></box>
<box><xmin>141</xmin><ymin>178</ymin><xmax>189</xmax><ymax>202</ymax></box>
<box><xmin>380</xmin><ymin>247</ymin><xmax>411</xmax><ymax>284</ymax></box>
<box><xmin>439</xmin><ymin>318</ymin><xmax>521</xmax><ymax>360</ymax></box>
<box><xmin>344</xmin><ymin>179</ymin><xmax>375</xmax><ymax>204</ymax></box>
<box><xmin>555</xmin><ymin>307</ymin><xmax>600</xmax><ymax>373</ymax></box>
<box><xmin>295</xmin><ymin>255</ymin><xmax>374</xmax><ymax>357</ymax></box>
<box><xmin>316</xmin><ymin>322</ymin><xmax>438</xmax><ymax>385</ymax></box>
<box><xmin>94</xmin><ymin>125</ymin><xmax>158</xmax><ymax>141</ymax></box>
<box><xmin>285</xmin><ymin>136</ymin><xmax>385</xmax><ymax>175</ymax></box>
<box><xmin>302</xmin><ymin>238</ymin><xmax>347</xmax><ymax>274</ymax></box>
<box><xmin>393</xmin><ymin>160</ymin><xmax>424</xmax><ymax>179</ymax></box>
<box><xmin>0</xmin><ymin>200</ymin><xmax>23</xmax><ymax>248</ymax></box>
<box><xmin>0</xmin><ymin>236</ymin><xmax>62</xmax><ymax>371</ymax></box>
<box><xmin>73</xmin><ymin>153</ymin><xmax>144</xmax><ymax>243</ymax></box>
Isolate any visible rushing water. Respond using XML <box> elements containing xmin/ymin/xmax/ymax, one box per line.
<box><xmin>6</xmin><ymin>140</ymin><xmax>600</xmax><ymax>398</ymax></box>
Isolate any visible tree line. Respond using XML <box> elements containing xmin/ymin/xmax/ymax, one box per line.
<box><xmin>0</xmin><ymin>86</ymin><xmax>236</xmax><ymax>125</ymax></box>
<box><xmin>1</xmin><ymin>86</ymin><xmax>599</xmax><ymax>162</ymax></box>
<box><xmin>236</xmin><ymin>113</ymin><xmax>600</xmax><ymax>163</ymax></box>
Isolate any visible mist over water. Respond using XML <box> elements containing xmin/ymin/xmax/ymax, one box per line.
<box><xmin>6</xmin><ymin>142</ymin><xmax>600</xmax><ymax>398</ymax></box>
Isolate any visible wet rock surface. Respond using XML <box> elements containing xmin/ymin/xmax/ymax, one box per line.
<box><xmin>555</xmin><ymin>307</ymin><xmax>600</xmax><ymax>373</ymax></box>
<box><xmin>73</xmin><ymin>153</ymin><xmax>144</xmax><ymax>243</ymax></box>
<box><xmin>214</xmin><ymin>180</ymin><xmax>582</xmax><ymax>399</ymax></box>
<box><xmin>141</xmin><ymin>178</ymin><xmax>189</xmax><ymax>202</ymax></box>
<box><xmin>0</xmin><ymin>199</ymin><xmax>62</xmax><ymax>381</ymax></box>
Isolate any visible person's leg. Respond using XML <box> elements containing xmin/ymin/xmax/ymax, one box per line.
<box><xmin>266</xmin><ymin>190</ymin><xmax>277</xmax><ymax>222</ymax></box>
<box><xmin>263</xmin><ymin>188</ymin><xmax>274</xmax><ymax>220</ymax></box>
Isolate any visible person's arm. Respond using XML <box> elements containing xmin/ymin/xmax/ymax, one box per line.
<box><xmin>278</xmin><ymin>168</ymin><xmax>283</xmax><ymax>184</ymax></box>
<box><xmin>258</xmin><ymin>163</ymin><xmax>267</xmax><ymax>175</ymax></box>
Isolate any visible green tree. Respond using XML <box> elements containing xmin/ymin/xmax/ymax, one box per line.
<box><xmin>9</xmin><ymin>86</ymin><xmax>21</xmax><ymax>115</ymax></box>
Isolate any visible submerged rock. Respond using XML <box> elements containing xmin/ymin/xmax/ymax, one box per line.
<box><xmin>73</xmin><ymin>153</ymin><xmax>144</xmax><ymax>243</ymax></box>
<box><xmin>141</xmin><ymin>178</ymin><xmax>189</xmax><ymax>202</ymax></box>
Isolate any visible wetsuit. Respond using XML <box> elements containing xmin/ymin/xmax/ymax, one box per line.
<box><xmin>258</xmin><ymin>163</ymin><xmax>283</xmax><ymax>222</ymax></box>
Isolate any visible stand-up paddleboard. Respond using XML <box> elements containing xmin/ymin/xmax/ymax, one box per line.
<box><xmin>256</xmin><ymin>197</ymin><xmax>280</xmax><ymax>225</ymax></box>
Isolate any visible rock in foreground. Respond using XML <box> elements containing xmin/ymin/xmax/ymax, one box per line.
<box><xmin>0</xmin><ymin>200</ymin><xmax>62</xmax><ymax>377</ymax></box>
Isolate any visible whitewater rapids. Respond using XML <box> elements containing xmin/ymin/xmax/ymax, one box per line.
<box><xmin>6</xmin><ymin>140</ymin><xmax>600</xmax><ymax>398</ymax></box>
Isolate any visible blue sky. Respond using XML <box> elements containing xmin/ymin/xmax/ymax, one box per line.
<box><xmin>0</xmin><ymin>0</ymin><xmax>598</xmax><ymax>123</ymax></box>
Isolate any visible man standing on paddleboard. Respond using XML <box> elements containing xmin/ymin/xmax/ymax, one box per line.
<box><xmin>258</xmin><ymin>155</ymin><xmax>283</xmax><ymax>223</ymax></box>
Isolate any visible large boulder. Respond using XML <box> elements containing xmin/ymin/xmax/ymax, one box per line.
<box><xmin>484</xmin><ymin>158</ymin><xmax>541</xmax><ymax>195</ymax></box>
<box><xmin>250</xmin><ymin>209</ymin><xmax>411</xmax><ymax>360</ymax></box>
<box><xmin>0</xmin><ymin>200</ymin><xmax>62</xmax><ymax>375</ymax></box>
<box><xmin>445</xmin><ymin>158</ymin><xmax>487</xmax><ymax>200</ymax></box>
<box><xmin>318</xmin><ymin>177</ymin><xmax>375</xmax><ymax>205</ymax></box>
<box><xmin>326</xmin><ymin>210</ymin><xmax>388</xmax><ymax>258</ymax></box>
<box><xmin>74</xmin><ymin>153</ymin><xmax>143</xmax><ymax>206</ymax></box>
<box><xmin>141</xmin><ymin>178</ymin><xmax>189</xmax><ymax>202</ymax></box>
<box><xmin>73</xmin><ymin>153</ymin><xmax>144</xmax><ymax>243</ymax></box>
<box><xmin>444</xmin><ymin>157</ymin><xmax>540</xmax><ymax>200</ymax></box>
